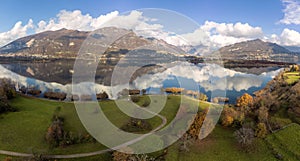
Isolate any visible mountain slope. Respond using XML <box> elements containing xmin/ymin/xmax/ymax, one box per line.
<box><xmin>0</xmin><ymin>28</ymin><xmax>89</xmax><ymax>58</ymax></box>
<box><xmin>216</xmin><ymin>39</ymin><xmax>299</xmax><ymax>63</ymax></box>
<box><xmin>0</xmin><ymin>27</ymin><xmax>185</xmax><ymax>59</ymax></box>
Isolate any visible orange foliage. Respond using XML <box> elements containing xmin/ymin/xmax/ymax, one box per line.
<box><xmin>187</xmin><ymin>109</ymin><xmax>208</xmax><ymax>139</ymax></box>
<box><xmin>165</xmin><ymin>87</ymin><xmax>184</xmax><ymax>94</ymax></box>
<box><xmin>236</xmin><ymin>93</ymin><xmax>253</xmax><ymax>111</ymax></box>
<box><xmin>221</xmin><ymin>107</ymin><xmax>236</xmax><ymax>127</ymax></box>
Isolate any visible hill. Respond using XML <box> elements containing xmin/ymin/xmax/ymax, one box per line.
<box><xmin>254</xmin><ymin>66</ymin><xmax>300</xmax><ymax>123</ymax></box>
<box><xmin>215</xmin><ymin>39</ymin><xmax>299</xmax><ymax>63</ymax></box>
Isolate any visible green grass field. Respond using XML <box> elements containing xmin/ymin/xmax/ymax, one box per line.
<box><xmin>0</xmin><ymin>95</ymin><xmax>208</xmax><ymax>160</ymax></box>
<box><xmin>1</xmin><ymin>95</ymin><xmax>299</xmax><ymax>161</ymax></box>
<box><xmin>166</xmin><ymin>125</ymin><xmax>276</xmax><ymax>161</ymax></box>
<box><xmin>283</xmin><ymin>72</ymin><xmax>300</xmax><ymax>85</ymax></box>
<box><xmin>266</xmin><ymin>123</ymin><xmax>300</xmax><ymax>161</ymax></box>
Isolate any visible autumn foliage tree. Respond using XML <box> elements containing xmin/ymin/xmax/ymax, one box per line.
<box><xmin>221</xmin><ymin>107</ymin><xmax>236</xmax><ymax>127</ymax></box>
<box><xmin>255</xmin><ymin>123</ymin><xmax>267</xmax><ymax>138</ymax></box>
<box><xmin>187</xmin><ymin>109</ymin><xmax>208</xmax><ymax>140</ymax></box>
<box><xmin>236</xmin><ymin>93</ymin><xmax>254</xmax><ymax>113</ymax></box>
<box><xmin>45</xmin><ymin>117</ymin><xmax>64</xmax><ymax>147</ymax></box>
<box><xmin>257</xmin><ymin>105</ymin><xmax>269</xmax><ymax>123</ymax></box>
<box><xmin>165</xmin><ymin>87</ymin><xmax>184</xmax><ymax>94</ymax></box>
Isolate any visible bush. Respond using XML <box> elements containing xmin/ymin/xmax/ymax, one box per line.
<box><xmin>44</xmin><ymin>91</ymin><xmax>67</xmax><ymax>100</ymax></box>
<box><xmin>27</xmin><ymin>89</ymin><xmax>42</xmax><ymax>96</ymax></box>
<box><xmin>131</xmin><ymin>95</ymin><xmax>140</xmax><ymax>103</ymax></box>
<box><xmin>142</xmin><ymin>99</ymin><xmax>151</xmax><ymax>107</ymax></box>
<box><xmin>45</xmin><ymin>119</ymin><xmax>64</xmax><ymax>147</ymax></box>
<box><xmin>121</xmin><ymin>118</ymin><xmax>152</xmax><ymax>133</ymax></box>
<box><xmin>0</xmin><ymin>99</ymin><xmax>16</xmax><ymax>113</ymax></box>
<box><xmin>0</xmin><ymin>79</ymin><xmax>16</xmax><ymax>100</ymax></box>
<box><xmin>255</xmin><ymin>122</ymin><xmax>267</xmax><ymax>138</ymax></box>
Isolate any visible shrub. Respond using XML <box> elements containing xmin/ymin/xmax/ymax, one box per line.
<box><xmin>220</xmin><ymin>107</ymin><xmax>240</xmax><ymax>127</ymax></box>
<box><xmin>44</xmin><ymin>91</ymin><xmax>67</xmax><ymax>100</ymax></box>
<box><xmin>236</xmin><ymin>93</ymin><xmax>254</xmax><ymax>112</ymax></box>
<box><xmin>142</xmin><ymin>99</ymin><xmax>151</xmax><ymax>107</ymax></box>
<box><xmin>121</xmin><ymin>118</ymin><xmax>152</xmax><ymax>133</ymax></box>
<box><xmin>131</xmin><ymin>95</ymin><xmax>140</xmax><ymax>103</ymax></box>
<box><xmin>255</xmin><ymin>122</ymin><xmax>267</xmax><ymax>138</ymax></box>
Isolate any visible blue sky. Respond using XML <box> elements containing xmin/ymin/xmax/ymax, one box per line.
<box><xmin>0</xmin><ymin>0</ymin><xmax>288</xmax><ymax>33</ymax></box>
<box><xmin>0</xmin><ymin>0</ymin><xmax>300</xmax><ymax>48</ymax></box>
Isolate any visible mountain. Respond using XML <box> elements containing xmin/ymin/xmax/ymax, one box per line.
<box><xmin>0</xmin><ymin>27</ymin><xmax>185</xmax><ymax>59</ymax></box>
<box><xmin>0</xmin><ymin>28</ymin><xmax>89</xmax><ymax>58</ymax></box>
<box><xmin>215</xmin><ymin>39</ymin><xmax>299</xmax><ymax>63</ymax></box>
<box><xmin>284</xmin><ymin>46</ymin><xmax>300</xmax><ymax>53</ymax></box>
<box><xmin>0</xmin><ymin>27</ymin><xmax>186</xmax><ymax>85</ymax></box>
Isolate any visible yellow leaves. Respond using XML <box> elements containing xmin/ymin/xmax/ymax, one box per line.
<box><xmin>187</xmin><ymin>110</ymin><xmax>207</xmax><ymax>139</ymax></box>
<box><xmin>221</xmin><ymin>107</ymin><xmax>236</xmax><ymax>127</ymax></box>
<box><xmin>165</xmin><ymin>87</ymin><xmax>184</xmax><ymax>94</ymax></box>
<box><xmin>255</xmin><ymin>122</ymin><xmax>267</xmax><ymax>138</ymax></box>
<box><xmin>222</xmin><ymin>115</ymin><xmax>234</xmax><ymax>127</ymax></box>
<box><xmin>236</xmin><ymin>93</ymin><xmax>253</xmax><ymax>109</ymax></box>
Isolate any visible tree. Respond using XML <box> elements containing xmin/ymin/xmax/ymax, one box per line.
<box><xmin>141</xmin><ymin>89</ymin><xmax>147</xmax><ymax>95</ymax></box>
<box><xmin>45</xmin><ymin>118</ymin><xmax>64</xmax><ymax>147</ymax></box>
<box><xmin>257</xmin><ymin>105</ymin><xmax>269</xmax><ymax>123</ymax></box>
<box><xmin>0</xmin><ymin>99</ymin><xmax>12</xmax><ymax>113</ymax></box>
<box><xmin>142</xmin><ymin>99</ymin><xmax>151</xmax><ymax>107</ymax></box>
<box><xmin>0</xmin><ymin>82</ymin><xmax>16</xmax><ymax>113</ymax></box>
<box><xmin>220</xmin><ymin>107</ymin><xmax>236</xmax><ymax>127</ymax></box>
<box><xmin>130</xmin><ymin>95</ymin><xmax>140</xmax><ymax>103</ymax></box>
<box><xmin>222</xmin><ymin>115</ymin><xmax>234</xmax><ymax>127</ymax></box>
<box><xmin>187</xmin><ymin>109</ymin><xmax>208</xmax><ymax>139</ymax></box>
<box><xmin>255</xmin><ymin>123</ymin><xmax>267</xmax><ymax>138</ymax></box>
<box><xmin>234</xmin><ymin>127</ymin><xmax>255</xmax><ymax>148</ymax></box>
<box><xmin>236</xmin><ymin>93</ymin><xmax>254</xmax><ymax>112</ymax></box>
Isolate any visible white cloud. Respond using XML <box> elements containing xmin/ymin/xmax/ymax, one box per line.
<box><xmin>279</xmin><ymin>0</ymin><xmax>300</xmax><ymax>25</ymax></box>
<box><xmin>279</xmin><ymin>28</ymin><xmax>300</xmax><ymax>46</ymax></box>
<box><xmin>200</xmin><ymin>21</ymin><xmax>264</xmax><ymax>48</ymax></box>
<box><xmin>36</xmin><ymin>10</ymin><xmax>119</xmax><ymax>33</ymax></box>
<box><xmin>171</xmin><ymin>21</ymin><xmax>264</xmax><ymax>54</ymax></box>
<box><xmin>0</xmin><ymin>19</ymin><xmax>34</xmax><ymax>47</ymax></box>
<box><xmin>201</xmin><ymin>21</ymin><xmax>263</xmax><ymax>38</ymax></box>
<box><xmin>266</xmin><ymin>28</ymin><xmax>300</xmax><ymax>47</ymax></box>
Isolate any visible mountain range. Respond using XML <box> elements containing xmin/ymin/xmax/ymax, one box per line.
<box><xmin>0</xmin><ymin>28</ymin><xmax>299</xmax><ymax>64</ymax></box>
<box><xmin>0</xmin><ymin>27</ymin><xmax>184</xmax><ymax>59</ymax></box>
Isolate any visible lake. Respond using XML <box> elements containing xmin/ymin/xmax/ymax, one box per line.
<box><xmin>0</xmin><ymin>61</ymin><xmax>281</xmax><ymax>104</ymax></box>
